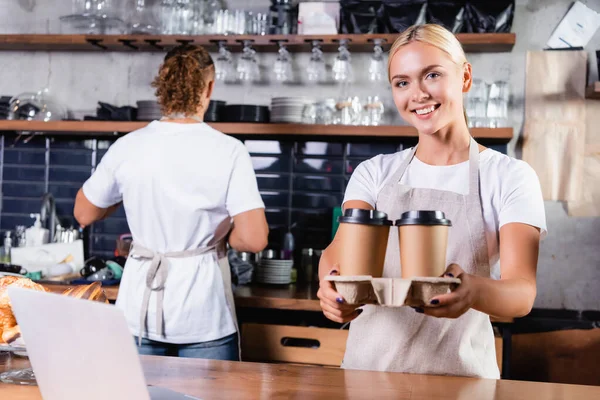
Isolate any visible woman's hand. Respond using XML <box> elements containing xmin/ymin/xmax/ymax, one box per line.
<box><xmin>422</xmin><ymin>264</ymin><xmax>480</xmax><ymax>319</ymax></box>
<box><xmin>317</xmin><ymin>266</ymin><xmax>363</xmax><ymax>323</ymax></box>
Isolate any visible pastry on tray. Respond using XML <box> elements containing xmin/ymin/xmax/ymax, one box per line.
<box><xmin>0</xmin><ymin>277</ymin><xmax>108</xmax><ymax>345</ymax></box>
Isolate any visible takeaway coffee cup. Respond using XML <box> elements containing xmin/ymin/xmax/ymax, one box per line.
<box><xmin>337</xmin><ymin>209</ymin><xmax>392</xmax><ymax>277</ymax></box>
<box><xmin>395</xmin><ymin>211</ymin><xmax>452</xmax><ymax>278</ymax></box>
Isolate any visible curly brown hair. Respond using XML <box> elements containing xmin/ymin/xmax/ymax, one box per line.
<box><xmin>151</xmin><ymin>44</ymin><xmax>215</xmax><ymax>117</ymax></box>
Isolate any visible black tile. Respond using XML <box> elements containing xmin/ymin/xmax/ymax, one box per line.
<box><xmin>0</xmin><ymin>214</ymin><xmax>35</xmax><ymax>231</ymax></box>
<box><xmin>48</xmin><ymin>183</ymin><xmax>81</xmax><ymax>199</ymax></box>
<box><xmin>346</xmin><ymin>143</ymin><xmax>401</xmax><ymax>157</ymax></box>
<box><xmin>48</xmin><ymin>166</ymin><xmax>91</xmax><ymax>183</ymax></box>
<box><xmin>266</xmin><ymin>225</ymin><xmax>287</xmax><ymax>248</ymax></box>
<box><xmin>55</xmin><ymin>199</ymin><xmax>74</xmax><ymax>217</ymax></box>
<box><xmin>94</xmin><ymin>217</ymin><xmax>130</xmax><ymax>235</ymax></box>
<box><xmin>297</xmin><ymin>142</ymin><xmax>343</xmax><ymax>156</ymax></box>
<box><xmin>294</xmin><ymin>158</ymin><xmax>343</xmax><ymax>174</ymax></box>
<box><xmin>265</xmin><ymin>208</ymin><xmax>288</xmax><ymax>226</ymax></box>
<box><xmin>398</xmin><ymin>138</ymin><xmax>418</xmax><ymax>148</ymax></box>
<box><xmin>292</xmin><ymin>228</ymin><xmax>332</xmax><ymax>250</ymax></box>
<box><xmin>345</xmin><ymin>159</ymin><xmax>369</xmax><ymax>175</ymax></box>
<box><xmin>256</xmin><ymin>174</ymin><xmax>289</xmax><ymax>191</ymax></box>
<box><xmin>292</xmin><ymin>193</ymin><xmax>342</xmax><ymax>209</ymax></box>
<box><xmin>4</xmin><ymin>135</ymin><xmax>46</xmax><ymax>148</ymax></box>
<box><xmin>4</xmin><ymin>149</ymin><xmax>46</xmax><ymax>165</ymax></box>
<box><xmin>2</xmin><ymin>182</ymin><xmax>45</xmax><ymax>197</ymax></box>
<box><xmin>293</xmin><ymin>175</ymin><xmax>344</xmax><ymax>192</ymax></box>
<box><xmin>245</xmin><ymin>140</ymin><xmax>292</xmax><ymax>155</ymax></box>
<box><xmin>56</xmin><ymin>214</ymin><xmax>76</xmax><ymax>228</ymax></box>
<box><xmin>97</xmin><ymin>139</ymin><xmax>115</xmax><ymax>151</ymax></box>
<box><xmin>97</xmin><ymin>140</ymin><xmax>117</xmax><ymax>161</ymax></box>
<box><xmin>2</xmin><ymin>197</ymin><xmax>42</xmax><ymax>214</ymax></box>
<box><xmin>49</xmin><ymin>150</ymin><xmax>93</xmax><ymax>167</ymax></box>
<box><xmin>50</xmin><ymin>138</ymin><xmax>95</xmax><ymax>150</ymax></box>
<box><xmin>488</xmin><ymin>144</ymin><xmax>507</xmax><ymax>155</ymax></box>
<box><xmin>260</xmin><ymin>192</ymin><xmax>289</xmax><ymax>208</ymax></box>
<box><xmin>110</xmin><ymin>206</ymin><xmax>127</xmax><ymax>218</ymax></box>
<box><xmin>3</xmin><ymin>166</ymin><xmax>45</xmax><ymax>182</ymax></box>
<box><xmin>251</xmin><ymin>156</ymin><xmax>291</xmax><ymax>173</ymax></box>
<box><xmin>89</xmin><ymin>249</ymin><xmax>115</xmax><ymax>259</ymax></box>
<box><xmin>292</xmin><ymin>209</ymin><xmax>334</xmax><ymax>232</ymax></box>
<box><xmin>91</xmin><ymin>234</ymin><xmax>119</xmax><ymax>253</ymax></box>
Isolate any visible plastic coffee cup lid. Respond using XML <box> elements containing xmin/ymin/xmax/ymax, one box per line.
<box><xmin>338</xmin><ymin>208</ymin><xmax>392</xmax><ymax>226</ymax></box>
<box><xmin>395</xmin><ymin>210</ymin><xmax>452</xmax><ymax>226</ymax></box>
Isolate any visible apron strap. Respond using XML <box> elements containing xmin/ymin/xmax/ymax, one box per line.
<box><xmin>388</xmin><ymin>136</ymin><xmax>481</xmax><ymax>200</ymax></box>
<box><xmin>467</xmin><ymin>137</ymin><xmax>481</xmax><ymax>202</ymax></box>
<box><xmin>131</xmin><ymin>242</ymin><xmax>218</xmax><ymax>346</ymax></box>
<box><xmin>390</xmin><ymin>144</ymin><xmax>418</xmax><ymax>186</ymax></box>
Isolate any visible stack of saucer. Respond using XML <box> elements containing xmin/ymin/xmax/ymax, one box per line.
<box><xmin>136</xmin><ymin>100</ymin><xmax>161</xmax><ymax>121</ymax></box>
<box><xmin>254</xmin><ymin>258</ymin><xmax>293</xmax><ymax>285</ymax></box>
<box><xmin>270</xmin><ymin>97</ymin><xmax>313</xmax><ymax>123</ymax></box>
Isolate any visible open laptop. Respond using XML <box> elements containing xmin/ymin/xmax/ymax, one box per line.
<box><xmin>7</xmin><ymin>287</ymin><xmax>201</xmax><ymax>400</ymax></box>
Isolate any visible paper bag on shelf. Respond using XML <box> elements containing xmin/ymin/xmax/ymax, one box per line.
<box><xmin>523</xmin><ymin>50</ymin><xmax>587</xmax><ymax>202</ymax></box>
<box><xmin>567</xmin><ymin>99</ymin><xmax>600</xmax><ymax>216</ymax></box>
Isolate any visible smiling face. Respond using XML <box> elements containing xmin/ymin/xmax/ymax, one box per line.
<box><xmin>389</xmin><ymin>41</ymin><xmax>472</xmax><ymax>136</ymax></box>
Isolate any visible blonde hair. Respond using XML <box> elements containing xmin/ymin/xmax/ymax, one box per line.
<box><xmin>387</xmin><ymin>24</ymin><xmax>469</xmax><ymax>123</ymax></box>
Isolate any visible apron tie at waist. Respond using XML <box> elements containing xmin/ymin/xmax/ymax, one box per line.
<box><xmin>131</xmin><ymin>242</ymin><xmax>218</xmax><ymax>346</ymax></box>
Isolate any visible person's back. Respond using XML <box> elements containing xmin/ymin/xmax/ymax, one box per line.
<box><xmin>74</xmin><ymin>44</ymin><xmax>268</xmax><ymax>360</ymax></box>
<box><xmin>97</xmin><ymin>121</ymin><xmax>262</xmax><ymax>252</ymax></box>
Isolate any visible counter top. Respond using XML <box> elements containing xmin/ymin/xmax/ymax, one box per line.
<box><xmin>2</xmin><ymin>356</ymin><xmax>598</xmax><ymax>399</ymax></box>
<box><xmin>41</xmin><ymin>282</ymin><xmax>513</xmax><ymax>322</ymax></box>
<box><xmin>42</xmin><ymin>282</ymin><xmax>322</xmax><ymax>312</ymax></box>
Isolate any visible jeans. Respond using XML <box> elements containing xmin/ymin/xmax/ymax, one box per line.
<box><xmin>136</xmin><ymin>333</ymin><xmax>239</xmax><ymax>361</ymax></box>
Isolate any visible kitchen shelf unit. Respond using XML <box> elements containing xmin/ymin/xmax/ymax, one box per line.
<box><xmin>586</xmin><ymin>82</ymin><xmax>600</xmax><ymax>99</ymax></box>
<box><xmin>0</xmin><ymin>33</ymin><xmax>516</xmax><ymax>53</ymax></box>
<box><xmin>0</xmin><ymin>120</ymin><xmax>513</xmax><ymax>142</ymax></box>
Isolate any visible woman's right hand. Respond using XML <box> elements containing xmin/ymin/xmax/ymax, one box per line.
<box><xmin>317</xmin><ymin>266</ymin><xmax>363</xmax><ymax>323</ymax></box>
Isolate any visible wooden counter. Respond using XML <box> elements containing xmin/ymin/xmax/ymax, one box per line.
<box><xmin>41</xmin><ymin>282</ymin><xmax>513</xmax><ymax>322</ymax></box>
<box><xmin>42</xmin><ymin>282</ymin><xmax>322</xmax><ymax>312</ymax></box>
<box><xmin>2</xmin><ymin>356</ymin><xmax>599</xmax><ymax>399</ymax></box>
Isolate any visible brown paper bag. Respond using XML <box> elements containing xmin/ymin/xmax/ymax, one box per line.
<box><xmin>567</xmin><ymin>98</ymin><xmax>600</xmax><ymax>216</ymax></box>
<box><xmin>523</xmin><ymin>51</ymin><xmax>587</xmax><ymax>202</ymax></box>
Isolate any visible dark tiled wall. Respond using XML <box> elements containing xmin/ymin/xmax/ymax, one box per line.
<box><xmin>0</xmin><ymin>134</ymin><xmax>506</xmax><ymax>258</ymax></box>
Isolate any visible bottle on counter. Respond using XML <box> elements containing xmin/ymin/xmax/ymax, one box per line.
<box><xmin>15</xmin><ymin>225</ymin><xmax>27</xmax><ymax>248</ymax></box>
<box><xmin>300</xmin><ymin>248</ymin><xmax>314</xmax><ymax>284</ymax></box>
<box><xmin>25</xmin><ymin>213</ymin><xmax>49</xmax><ymax>247</ymax></box>
<box><xmin>0</xmin><ymin>231</ymin><xmax>13</xmax><ymax>263</ymax></box>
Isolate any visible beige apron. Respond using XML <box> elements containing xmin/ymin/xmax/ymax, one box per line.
<box><xmin>131</xmin><ymin>236</ymin><xmax>240</xmax><ymax>356</ymax></box>
<box><xmin>342</xmin><ymin>137</ymin><xmax>500</xmax><ymax>379</ymax></box>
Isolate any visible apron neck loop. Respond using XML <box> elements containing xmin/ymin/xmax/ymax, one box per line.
<box><xmin>392</xmin><ymin>137</ymin><xmax>480</xmax><ymax>196</ymax></box>
<box><xmin>161</xmin><ymin>113</ymin><xmax>204</xmax><ymax>123</ymax></box>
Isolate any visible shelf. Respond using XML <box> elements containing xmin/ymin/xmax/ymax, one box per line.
<box><xmin>586</xmin><ymin>82</ymin><xmax>600</xmax><ymax>99</ymax></box>
<box><xmin>0</xmin><ymin>120</ymin><xmax>513</xmax><ymax>142</ymax></box>
<box><xmin>0</xmin><ymin>33</ymin><xmax>516</xmax><ymax>53</ymax></box>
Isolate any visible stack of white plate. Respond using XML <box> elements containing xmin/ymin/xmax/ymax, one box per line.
<box><xmin>255</xmin><ymin>259</ymin><xmax>293</xmax><ymax>285</ymax></box>
<box><xmin>270</xmin><ymin>97</ymin><xmax>314</xmax><ymax>123</ymax></box>
<box><xmin>136</xmin><ymin>100</ymin><xmax>162</xmax><ymax>121</ymax></box>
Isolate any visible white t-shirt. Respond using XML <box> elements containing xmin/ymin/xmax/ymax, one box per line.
<box><xmin>83</xmin><ymin>121</ymin><xmax>264</xmax><ymax>343</ymax></box>
<box><xmin>343</xmin><ymin>148</ymin><xmax>547</xmax><ymax>279</ymax></box>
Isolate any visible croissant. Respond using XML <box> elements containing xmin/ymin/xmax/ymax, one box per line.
<box><xmin>62</xmin><ymin>281</ymin><xmax>109</xmax><ymax>303</ymax></box>
<box><xmin>0</xmin><ymin>276</ymin><xmax>47</xmax><ymax>344</ymax></box>
<box><xmin>0</xmin><ymin>278</ymin><xmax>110</xmax><ymax>344</ymax></box>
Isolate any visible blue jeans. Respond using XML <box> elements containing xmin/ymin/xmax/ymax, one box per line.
<box><xmin>136</xmin><ymin>333</ymin><xmax>239</xmax><ymax>361</ymax></box>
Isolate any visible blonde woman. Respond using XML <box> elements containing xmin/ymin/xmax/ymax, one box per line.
<box><xmin>317</xmin><ymin>24</ymin><xmax>546</xmax><ymax>378</ymax></box>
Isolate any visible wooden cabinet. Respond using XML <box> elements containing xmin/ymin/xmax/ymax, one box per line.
<box><xmin>241</xmin><ymin>323</ymin><xmax>348</xmax><ymax>367</ymax></box>
<box><xmin>242</xmin><ymin>322</ymin><xmax>504</xmax><ymax>373</ymax></box>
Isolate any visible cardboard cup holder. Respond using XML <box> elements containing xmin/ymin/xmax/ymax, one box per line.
<box><xmin>325</xmin><ymin>275</ymin><xmax>461</xmax><ymax>307</ymax></box>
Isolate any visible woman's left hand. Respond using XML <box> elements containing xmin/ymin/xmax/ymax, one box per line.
<box><xmin>422</xmin><ymin>264</ymin><xmax>480</xmax><ymax>319</ymax></box>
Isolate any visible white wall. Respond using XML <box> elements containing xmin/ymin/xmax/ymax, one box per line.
<box><xmin>0</xmin><ymin>0</ymin><xmax>599</xmax><ymax>310</ymax></box>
